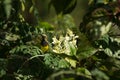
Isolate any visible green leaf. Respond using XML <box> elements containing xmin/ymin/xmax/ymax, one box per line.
<box><xmin>21</xmin><ymin>1</ymin><xmax>25</xmax><ymax>11</ymax></box>
<box><xmin>5</xmin><ymin>33</ymin><xmax>20</xmax><ymax>41</ymax></box>
<box><xmin>96</xmin><ymin>0</ymin><xmax>109</xmax><ymax>4</ymax></box>
<box><xmin>14</xmin><ymin>73</ymin><xmax>33</xmax><ymax>80</ymax></box>
<box><xmin>91</xmin><ymin>69</ymin><xmax>109</xmax><ymax>80</ymax></box>
<box><xmin>0</xmin><ymin>69</ymin><xmax>6</xmax><ymax>77</ymax></box>
<box><xmin>77</xmin><ymin>46</ymin><xmax>97</xmax><ymax>60</ymax></box>
<box><xmin>0</xmin><ymin>58</ymin><xmax>7</xmax><ymax>77</ymax></box>
<box><xmin>3</xmin><ymin>0</ymin><xmax>12</xmax><ymax>18</ymax></box>
<box><xmin>65</xmin><ymin>57</ymin><xmax>77</xmax><ymax>68</ymax></box>
<box><xmin>44</xmin><ymin>54</ymin><xmax>60</xmax><ymax>69</ymax></box>
<box><xmin>113</xmin><ymin>50</ymin><xmax>120</xmax><ymax>59</ymax></box>
<box><xmin>76</xmin><ymin>68</ymin><xmax>92</xmax><ymax>79</ymax></box>
<box><xmin>61</xmin><ymin>78</ymin><xmax>75</xmax><ymax>80</ymax></box>
<box><xmin>58</xmin><ymin>59</ymin><xmax>70</xmax><ymax>68</ymax></box>
<box><xmin>29</xmin><ymin>5</ymin><xmax>34</xmax><ymax>13</ymax></box>
<box><xmin>39</xmin><ymin>22</ymin><xmax>54</xmax><ymax>30</ymax></box>
<box><xmin>69</xmin><ymin>42</ymin><xmax>77</xmax><ymax>56</ymax></box>
<box><xmin>44</xmin><ymin>54</ymin><xmax>70</xmax><ymax>69</ymax></box>
<box><xmin>9</xmin><ymin>45</ymin><xmax>42</xmax><ymax>56</ymax></box>
<box><xmin>104</xmin><ymin>48</ymin><xmax>113</xmax><ymax>57</ymax></box>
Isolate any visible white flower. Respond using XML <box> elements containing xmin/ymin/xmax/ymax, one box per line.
<box><xmin>52</xmin><ymin>28</ymin><xmax>79</xmax><ymax>55</ymax></box>
<box><xmin>67</xmin><ymin>28</ymin><xmax>74</xmax><ymax>37</ymax></box>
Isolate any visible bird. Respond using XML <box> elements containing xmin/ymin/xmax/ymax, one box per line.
<box><xmin>40</xmin><ymin>34</ymin><xmax>49</xmax><ymax>52</ymax></box>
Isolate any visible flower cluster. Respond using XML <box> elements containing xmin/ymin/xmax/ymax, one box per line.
<box><xmin>52</xmin><ymin>29</ymin><xmax>78</xmax><ymax>56</ymax></box>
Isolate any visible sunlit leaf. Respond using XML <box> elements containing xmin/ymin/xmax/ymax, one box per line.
<box><xmin>61</xmin><ymin>78</ymin><xmax>75</xmax><ymax>80</ymax></box>
<box><xmin>5</xmin><ymin>33</ymin><xmax>20</xmax><ymax>41</ymax></box>
<box><xmin>113</xmin><ymin>50</ymin><xmax>120</xmax><ymax>59</ymax></box>
<box><xmin>29</xmin><ymin>5</ymin><xmax>34</xmax><ymax>13</ymax></box>
<box><xmin>76</xmin><ymin>68</ymin><xmax>92</xmax><ymax>79</ymax></box>
<box><xmin>40</xmin><ymin>22</ymin><xmax>54</xmax><ymax>30</ymax></box>
<box><xmin>3</xmin><ymin>0</ymin><xmax>12</xmax><ymax>18</ymax></box>
<box><xmin>21</xmin><ymin>1</ymin><xmax>25</xmax><ymax>11</ymax></box>
<box><xmin>99</xmin><ymin>65</ymin><xmax>108</xmax><ymax>71</ymax></box>
<box><xmin>59</xmin><ymin>59</ymin><xmax>70</xmax><ymax>68</ymax></box>
<box><xmin>69</xmin><ymin>42</ymin><xmax>77</xmax><ymax>56</ymax></box>
<box><xmin>14</xmin><ymin>73</ymin><xmax>33</xmax><ymax>80</ymax></box>
<box><xmin>19</xmin><ymin>14</ymin><xmax>25</xmax><ymax>22</ymax></box>
<box><xmin>96</xmin><ymin>0</ymin><xmax>109</xmax><ymax>4</ymax></box>
<box><xmin>104</xmin><ymin>48</ymin><xmax>113</xmax><ymax>56</ymax></box>
<box><xmin>0</xmin><ymin>69</ymin><xmax>6</xmax><ymax>77</ymax></box>
<box><xmin>65</xmin><ymin>57</ymin><xmax>77</xmax><ymax>68</ymax></box>
<box><xmin>88</xmin><ymin>0</ymin><xmax>94</xmax><ymax>5</ymax></box>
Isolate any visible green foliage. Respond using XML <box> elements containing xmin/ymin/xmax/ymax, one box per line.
<box><xmin>91</xmin><ymin>69</ymin><xmax>109</xmax><ymax>80</ymax></box>
<box><xmin>44</xmin><ymin>54</ymin><xmax>70</xmax><ymax>69</ymax></box>
<box><xmin>9</xmin><ymin>45</ymin><xmax>42</xmax><ymax>56</ymax></box>
<box><xmin>4</xmin><ymin>0</ymin><xmax>12</xmax><ymax>19</ymax></box>
<box><xmin>0</xmin><ymin>59</ymin><xmax>7</xmax><ymax>77</ymax></box>
<box><xmin>0</xmin><ymin>0</ymin><xmax>120</xmax><ymax>80</ymax></box>
<box><xmin>79</xmin><ymin>0</ymin><xmax>120</xmax><ymax>79</ymax></box>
